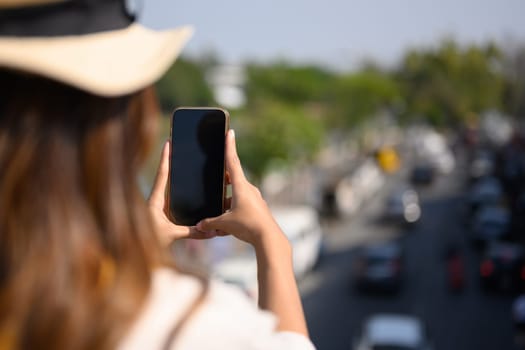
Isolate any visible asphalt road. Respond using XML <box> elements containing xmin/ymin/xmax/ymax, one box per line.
<box><xmin>299</xmin><ymin>161</ymin><xmax>519</xmax><ymax>350</ymax></box>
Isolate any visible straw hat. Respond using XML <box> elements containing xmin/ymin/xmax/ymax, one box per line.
<box><xmin>0</xmin><ymin>0</ymin><xmax>193</xmax><ymax>96</ymax></box>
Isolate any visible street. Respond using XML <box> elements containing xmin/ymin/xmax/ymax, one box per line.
<box><xmin>299</xmin><ymin>159</ymin><xmax>518</xmax><ymax>350</ymax></box>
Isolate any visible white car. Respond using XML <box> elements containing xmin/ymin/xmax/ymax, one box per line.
<box><xmin>354</xmin><ymin>314</ymin><xmax>432</xmax><ymax>350</ymax></box>
<box><xmin>336</xmin><ymin>160</ymin><xmax>385</xmax><ymax>217</ymax></box>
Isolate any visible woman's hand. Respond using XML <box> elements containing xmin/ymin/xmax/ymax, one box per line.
<box><xmin>148</xmin><ymin>141</ymin><xmax>218</xmax><ymax>247</ymax></box>
<box><xmin>196</xmin><ymin>130</ymin><xmax>285</xmax><ymax>249</ymax></box>
<box><xmin>198</xmin><ymin>130</ymin><xmax>309</xmax><ymax>338</ymax></box>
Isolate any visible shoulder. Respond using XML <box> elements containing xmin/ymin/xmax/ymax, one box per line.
<box><xmin>119</xmin><ymin>267</ymin><xmax>316</xmax><ymax>350</ymax></box>
<box><xmin>117</xmin><ymin>267</ymin><xmax>202</xmax><ymax>350</ymax></box>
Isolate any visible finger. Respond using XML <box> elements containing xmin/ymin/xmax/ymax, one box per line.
<box><xmin>225</xmin><ymin>130</ymin><xmax>246</xmax><ymax>186</ymax></box>
<box><xmin>190</xmin><ymin>229</ymin><xmax>219</xmax><ymax>240</ymax></box>
<box><xmin>168</xmin><ymin>224</ymin><xmax>193</xmax><ymax>239</ymax></box>
<box><xmin>156</xmin><ymin>222</ymin><xmax>193</xmax><ymax>247</ymax></box>
<box><xmin>149</xmin><ymin>141</ymin><xmax>170</xmax><ymax>207</ymax></box>
<box><xmin>225</xmin><ymin>171</ymin><xmax>231</xmax><ymax>185</ymax></box>
<box><xmin>197</xmin><ymin>212</ymin><xmax>230</xmax><ymax>233</ymax></box>
<box><xmin>167</xmin><ymin>225</ymin><xmax>214</xmax><ymax>241</ymax></box>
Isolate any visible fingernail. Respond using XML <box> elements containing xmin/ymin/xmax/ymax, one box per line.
<box><xmin>230</xmin><ymin>129</ymin><xmax>235</xmax><ymax>138</ymax></box>
<box><xmin>196</xmin><ymin>221</ymin><xmax>203</xmax><ymax>231</ymax></box>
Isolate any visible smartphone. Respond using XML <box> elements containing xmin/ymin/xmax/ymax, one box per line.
<box><xmin>168</xmin><ymin>107</ymin><xmax>230</xmax><ymax>226</ymax></box>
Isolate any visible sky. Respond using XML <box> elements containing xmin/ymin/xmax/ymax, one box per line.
<box><xmin>141</xmin><ymin>0</ymin><xmax>525</xmax><ymax>70</ymax></box>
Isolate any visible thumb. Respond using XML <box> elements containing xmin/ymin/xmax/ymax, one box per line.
<box><xmin>197</xmin><ymin>213</ymin><xmax>231</xmax><ymax>233</ymax></box>
<box><xmin>225</xmin><ymin>129</ymin><xmax>246</xmax><ymax>186</ymax></box>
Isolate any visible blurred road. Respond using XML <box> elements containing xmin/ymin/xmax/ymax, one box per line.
<box><xmin>299</xmin><ymin>160</ymin><xmax>518</xmax><ymax>349</ymax></box>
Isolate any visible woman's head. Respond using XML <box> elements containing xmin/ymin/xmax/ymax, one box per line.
<box><xmin>0</xmin><ymin>2</ymin><xmax>194</xmax><ymax>348</ymax></box>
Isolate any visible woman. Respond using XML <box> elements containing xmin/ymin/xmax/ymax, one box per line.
<box><xmin>0</xmin><ymin>0</ymin><xmax>314</xmax><ymax>349</ymax></box>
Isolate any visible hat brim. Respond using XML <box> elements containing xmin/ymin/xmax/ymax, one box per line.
<box><xmin>0</xmin><ymin>24</ymin><xmax>193</xmax><ymax>96</ymax></box>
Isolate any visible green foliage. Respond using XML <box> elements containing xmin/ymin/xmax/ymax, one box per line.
<box><xmin>245</xmin><ymin>62</ymin><xmax>335</xmax><ymax>104</ymax></box>
<box><xmin>396</xmin><ymin>40</ymin><xmax>505</xmax><ymax>126</ymax></box>
<box><xmin>327</xmin><ymin>70</ymin><xmax>400</xmax><ymax>128</ymax></box>
<box><xmin>150</xmin><ymin>38</ymin><xmax>518</xmax><ymax>180</ymax></box>
<box><xmin>236</xmin><ymin>102</ymin><xmax>324</xmax><ymax>181</ymax></box>
<box><xmin>155</xmin><ymin>57</ymin><xmax>214</xmax><ymax>112</ymax></box>
<box><xmin>234</xmin><ymin>62</ymin><xmax>333</xmax><ymax>179</ymax></box>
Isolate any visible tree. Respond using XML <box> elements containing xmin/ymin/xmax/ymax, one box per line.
<box><xmin>396</xmin><ymin>40</ymin><xmax>505</xmax><ymax>126</ymax></box>
<box><xmin>155</xmin><ymin>57</ymin><xmax>214</xmax><ymax>113</ymax></box>
<box><xmin>244</xmin><ymin>62</ymin><xmax>335</xmax><ymax>105</ymax></box>
<box><xmin>231</xmin><ymin>62</ymin><xmax>333</xmax><ymax>180</ymax></box>
<box><xmin>327</xmin><ymin>70</ymin><xmax>400</xmax><ymax>129</ymax></box>
<box><xmin>236</xmin><ymin>101</ymin><xmax>324</xmax><ymax>182</ymax></box>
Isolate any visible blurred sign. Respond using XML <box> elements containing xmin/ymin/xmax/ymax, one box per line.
<box><xmin>376</xmin><ymin>147</ymin><xmax>400</xmax><ymax>174</ymax></box>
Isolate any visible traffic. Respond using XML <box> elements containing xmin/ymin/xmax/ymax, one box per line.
<box><xmin>172</xmin><ymin>120</ymin><xmax>524</xmax><ymax>350</ymax></box>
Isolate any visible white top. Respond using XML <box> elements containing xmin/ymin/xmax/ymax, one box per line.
<box><xmin>118</xmin><ymin>268</ymin><xmax>316</xmax><ymax>350</ymax></box>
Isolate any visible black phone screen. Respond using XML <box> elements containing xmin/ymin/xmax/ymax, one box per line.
<box><xmin>169</xmin><ymin>108</ymin><xmax>227</xmax><ymax>226</ymax></box>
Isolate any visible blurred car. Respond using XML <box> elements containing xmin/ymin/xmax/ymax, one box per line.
<box><xmin>410</xmin><ymin>164</ymin><xmax>435</xmax><ymax>186</ymax></box>
<box><xmin>480</xmin><ymin>242</ymin><xmax>525</xmax><ymax>293</ymax></box>
<box><xmin>513</xmin><ymin>294</ymin><xmax>525</xmax><ymax>330</ymax></box>
<box><xmin>410</xmin><ymin>129</ymin><xmax>454</xmax><ymax>174</ymax></box>
<box><xmin>353</xmin><ymin>241</ymin><xmax>403</xmax><ymax>293</ymax></box>
<box><xmin>432</xmin><ymin>149</ymin><xmax>455</xmax><ymax>174</ymax></box>
<box><xmin>470</xmin><ymin>205</ymin><xmax>510</xmax><ymax>246</ymax></box>
<box><xmin>513</xmin><ymin>295</ymin><xmax>525</xmax><ymax>348</ymax></box>
<box><xmin>384</xmin><ymin>187</ymin><xmax>421</xmax><ymax>225</ymax></box>
<box><xmin>336</xmin><ymin>159</ymin><xmax>385</xmax><ymax>217</ymax></box>
<box><xmin>468</xmin><ymin>150</ymin><xmax>495</xmax><ymax>183</ymax></box>
<box><xmin>513</xmin><ymin>192</ymin><xmax>525</xmax><ymax>235</ymax></box>
<box><xmin>467</xmin><ymin>176</ymin><xmax>504</xmax><ymax>214</ymax></box>
<box><xmin>353</xmin><ymin>314</ymin><xmax>432</xmax><ymax>350</ymax></box>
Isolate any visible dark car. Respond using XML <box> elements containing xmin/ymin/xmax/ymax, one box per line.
<box><xmin>470</xmin><ymin>205</ymin><xmax>510</xmax><ymax>247</ymax></box>
<box><xmin>468</xmin><ymin>150</ymin><xmax>495</xmax><ymax>183</ymax></box>
<box><xmin>480</xmin><ymin>242</ymin><xmax>525</xmax><ymax>293</ymax></box>
<box><xmin>383</xmin><ymin>187</ymin><xmax>421</xmax><ymax>225</ymax></box>
<box><xmin>467</xmin><ymin>176</ymin><xmax>504</xmax><ymax>214</ymax></box>
<box><xmin>353</xmin><ymin>241</ymin><xmax>403</xmax><ymax>294</ymax></box>
<box><xmin>410</xmin><ymin>164</ymin><xmax>435</xmax><ymax>186</ymax></box>
<box><xmin>513</xmin><ymin>294</ymin><xmax>525</xmax><ymax>347</ymax></box>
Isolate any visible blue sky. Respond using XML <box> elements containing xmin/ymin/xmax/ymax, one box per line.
<box><xmin>142</xmin><ymin>0</ymin><xmax>525</xmax><ymax>70</ymax></box>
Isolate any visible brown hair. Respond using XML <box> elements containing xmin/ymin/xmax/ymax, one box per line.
<box><xmin>0</xmin><ymin>70</ymin><xmax>169</xmax><ymax>349</ymax></box>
